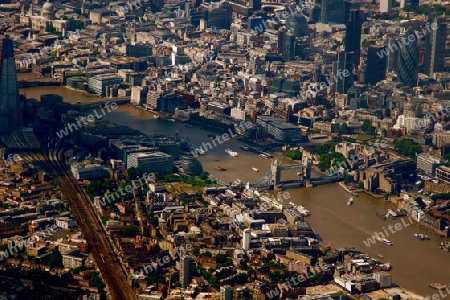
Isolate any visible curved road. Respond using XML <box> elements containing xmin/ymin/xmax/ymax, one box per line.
<box><xmin>21</xmin><ymin>151</ymin><xmax>137</xmax><ymax>300</ymax></box>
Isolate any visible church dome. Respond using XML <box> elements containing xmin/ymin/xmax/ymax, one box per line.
<box><xmin>43</xmin><ymin>1</ymin><xmax>54</xmax><ymax>12</ymax></box>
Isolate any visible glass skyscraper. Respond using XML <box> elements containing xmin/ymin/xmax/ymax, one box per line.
<box><xmin>398</xmin><ymin>28</ymin><xmax>419</xmax><ymax>87</ymax></box>
<box><xmin>0</xmin><ymin>37</ymin><xmax>22</xmax><ymax>136</ymax></box>
<box><xmin>345</xmin><ymin>9</ymin><xmax>362</xmax><ymax>68</ymax></box>
<box><xmin>321</xmin><ymin>0</ymin><xmax>346</xmax><ymax>24</ymax></box>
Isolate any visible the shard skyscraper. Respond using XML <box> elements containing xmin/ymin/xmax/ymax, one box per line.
<box><xmin>0</xmin><ymin>37</ymin><xmax>22</xmax><ymax>136</ymax></box>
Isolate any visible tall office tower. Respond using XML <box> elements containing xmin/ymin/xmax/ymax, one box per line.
<box><xmin>180</xmin><ymin>255</ymin><xmax>193</xmax><ymax>288</ymax></box>
<box><xmin>398</xmin><ymin>28</ymin><xmax>419</xmax><ymax>87</ymax></box>
<box><xmin>345</xmin><ymin>9</ymin><xmax>362</xmax><ymax>69</ymax></box>
<box><xmin>424</xmin><ymin>16</ymin><xmax>447</xmax><ymax>77</ymax></box>
<box><xmin>333</xmin><ymin>52</ymin><xmax>354</xmax><ymax>94</ymax></box>
<box><xmin>248</xmin><ymin>0</ymin><xmax>261</xmax><ymax>11</ymax></box>
<box><xmin>366</xmin><ymin>46</ymin><xmax>387</xmax><ymax>85</ymax></box>
<box><xmin>277</xmin><ymin>28</ymin><xmax>285</xmax><ymax>55</ymax></box>
<box><xmin>242</xmin><ymin>229</ymin><xmax>251</xmax><ymax>251</ymax></box>
<box><xmin>220</xmin><ymin>286</ymin><xmax>234</xmax><ymax>300</ymax></box>
<box><xmin>379</xmin><ymin>0</ymin><xmax>392</xmax><ymax>13</ymax></box>
<box><xmin>0</xmin><ymin>37</ymin><xmax>22</xmax><ymax>136</ymax></box>
<box><xmin>203</xmin><ymin>2</ymin><xmax>232</xmax><ymax>30</ymax></box>
<box><xmin>386</xmin><ymin>36</ymin><xmax>400</xmax><ymax>72</ymax></box>
<box><xmin>344</xmin><ymin>1</ymin><xmax>361</xmax><ymax>22</ymax></box>
<box><xmin>321</xmin><ymin>0</ymin><xmax>345</xmax><ymax>24</ymax></box>
<box><xmin>283</xmin><ymin>32</ymin><xmax>296</xmax><ymax>62</ymax></box>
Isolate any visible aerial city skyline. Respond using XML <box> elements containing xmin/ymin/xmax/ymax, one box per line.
<box><xmin>0</xmin><ymin>0</ymin><xmax>449</xmax><ymax>299</ymax></box>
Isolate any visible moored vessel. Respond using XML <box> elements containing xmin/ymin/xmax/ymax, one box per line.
<box><xmin>382</xmin><ymin>238</ymin><xmax>394</xmax><ymax>246</ymax></box>
<box><xmin>430</xmin><ymin>283</ymin><xmax>446</xmax><ymax>290</ymax></box>
<box><xmin>376</xmin><ymin>263</ymin><xmax>392</xmax><ymax>271</ymax></box>
<box><xmin>439</xmin><ymin>241</ymin><xmax>450</xmax><ymax>251</ymax></box>
<box><xmin>414</xmin><ymin>233</ymin><xmax>430</xmax><ymax>240</ymax></box>
<box><xmin>225</xmin><ymin>149</ymin><xmax>239</xmax><ymax>157</ymax></box>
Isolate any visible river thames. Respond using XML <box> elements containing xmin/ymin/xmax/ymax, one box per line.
<box><xmin>23</xmin><ymin>86</ymin><xmax>450</xmax><ymax>297</ymax></box>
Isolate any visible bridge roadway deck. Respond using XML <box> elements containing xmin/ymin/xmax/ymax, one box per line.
<box><xmin>28</xmin><ymin>152</ymin><xmax>137</xmax><ymax>300</ymax></box>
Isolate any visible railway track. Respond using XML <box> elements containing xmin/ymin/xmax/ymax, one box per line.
<box><xmin>19</xmin><ymin>151</ymin><xmax>137</xmax><ymax>300</ymax></box>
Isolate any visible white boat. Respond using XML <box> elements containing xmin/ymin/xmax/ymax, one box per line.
<box><xmin>414</xmin><ymin>233</ymin><xmax>430</xmax><ymax>240</ymax></box>
<box><xmin>153</xmin><ymin>115</ymin><xmax>159</xmax><ymax>119</ymax></box>
<box><xmin>382</xmin><ymin>238</ymin><xmax>394</xmax><ymax>246</ymax></box>
<box><xmin>252</xmin><ymin>167</ymin><xmax>259</xmax><ymax>172</ymax></box>
<box><xmin>376</xmin><ymin>263</ymin><xmax>392</xmax><ymax>271</ymax></box>
<box><xmin>225</xmin><ymin>149</ymin><xmax>239</xmax><ymax>157</ymax></box>
<box><xmin>297</xmin><ymin>206</ymin><xmax>311</xmax><ymax>217</ymax></box>
<box><xmin>167</xmin><ymin>118</ymin><xmax>176</xmax><ymax>123</ymax></box>
<box><xmin>347</xmin><ymin>197</ymin><xmax>353</xmax><ymax>205</ymax></box>
<box><xmin>288</xmin><ymin>202</ymin><xmax>311</xmax><ymax>217</ymax></box>
<box><xmin>197</xmin><ymin>149</ymin><xmax>206</xmax><ymax>155</ymax></box>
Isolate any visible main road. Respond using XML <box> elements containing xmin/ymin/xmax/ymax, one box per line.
<box><xmin>21</xmin><ymin>150</ymin><xmax>137</xmax><ymax>300</ymax></box>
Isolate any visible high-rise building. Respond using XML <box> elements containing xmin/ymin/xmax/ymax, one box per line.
<box><xmin>201</xmin><ymin>2</ymin><xmax>232</xmax><ymax>30</ymax></box>
<box><xmin>321</xmin><ymin>0</ymin><xmax>345</xmax><ymax>24</ymax></box>
<box><xmin>180</xmin><ymin>255</ymin><xmax>193</xmax><ymax>288</ymax></box>
<box><xmin>333</xmin><ymin>52</ymin><xmax>354</xmax><ymax>94</ymax></box>
<box><xmin>424</xmin><ymin>16</ymin><xmax>447</xmax><ymax>77</ymax></box>
<box><xmin>366</xmin><ymin>46</ymin><xmax>387</xmax><ymax>85</ymax></box>
<box><xmin>398</xmin><ymin>28</ymin><xmax>419</xmax><ymax>87</ymax></box>
<box><xmin>283</xmin><ymin>32</ymin><xmax>296</xmax><ymax>62</ymax></box>
<box><xmin>242</xmin><ymin>229</ymin><xmax>251</xmax><ymax>251</ymax></box>
<box><xmin>220</xmin><ymin>286</ymin><xmax>234</xmax><ymax>300</ymax></box>
<box><xmin>345</xmin><ymin>9</ymin><xmax>362</xmax><ymax>68</ymax></box>
<box><xmin>379</xmin><ymin>0</ymin><xmax>392</xmax><ymax>13</ymax></box>
<box><xmin>386</xmin><ymin>36</ymin><xmax>400</xmax><ymax>72</ymax></box>
<box><xmin>0</xmin><ymin>37</ymin><xmax>22</xmax><ymax>136</ymax></box>
<box><xmin>248</xmin><ymin>0</ymin><xmax>261</xmax><ymax>11</ymax></box>
<box><xmin>277</xmin><ymin>28</ymin><xmax>285</xmax><ymax>55</ymax></box>
<box><xmin>344</xmin><ymin>1</ymin><xmax>361</xmax><ymax>21</ymax></box>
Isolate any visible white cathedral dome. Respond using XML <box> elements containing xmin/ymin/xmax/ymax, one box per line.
<box><xmin>43</xmin><ymin>1</ymin><xmax>54</xmax><ymax>12</ymax></box>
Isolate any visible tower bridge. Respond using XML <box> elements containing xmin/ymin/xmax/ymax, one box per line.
<box><xmin>250</xmin><ymin>158</ymin><xmax>342</xmax><ymax>190</ymax></box>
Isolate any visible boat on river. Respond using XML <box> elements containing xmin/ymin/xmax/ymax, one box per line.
<box><xmin>382</xmin><ymin>238</ymin><xmax>394</xmax><ymax>246</ymax></box>
<box><xmin>376</xmin><ymin>263</ymin><xmax>392</xmax><ymax>271</ymax></box>
<box><xmin>414</xmin><ymin>233</ymin><xmax>430</xmax><ymax>240</ymax></box>
<box><xmin>225</xmin><ymin>149</ymin><xmax>238</xmax><ymax>157</ymax></box>
<box><xmin>439</xmin><ymin>241</ymin><xmax>450</xmax><ymax>251</ymax></box>
<box><xmin>430</xmin><ymin>283</ymin><xmax>446</xmax><ymax>290</ymax></box>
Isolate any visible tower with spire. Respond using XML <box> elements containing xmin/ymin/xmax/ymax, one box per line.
<box><xmin>0</xmin><ymin>37</ymin><xmax>22</xmax><ymax>136</ymax></box>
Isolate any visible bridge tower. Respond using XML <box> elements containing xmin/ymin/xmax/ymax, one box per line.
<box><xmin>271</xmin><ymin>159</ymin><xmax>281</xmax><ymax>187</ymax></box>
<box><xmin>305</xmin><ymin>158</ymin><xmax>311</xmax><ymax>180</ymax></box>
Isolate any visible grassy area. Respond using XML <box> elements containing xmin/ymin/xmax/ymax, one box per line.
<box><xmin>168</xmin><ymin>182</ymin><xmax>204</xmax><ymax>194</ymax></box>
<box><xmin>164</xmin><ymin>174</ymin><xmax>218</xmax><ymax>187</ymax></box>
<box><xmin>354</xmin><ymin>134</ymin><xmax>373</xmax><ymax>141</ymax></box>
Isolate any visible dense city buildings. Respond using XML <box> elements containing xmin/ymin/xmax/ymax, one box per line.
<box><xmin>1</xmin><ymin>0</ymin><xmax>450</xmax><ymax>298</ymax></box>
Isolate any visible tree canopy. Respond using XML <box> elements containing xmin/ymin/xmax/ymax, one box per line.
<box><xmin>393</xmin><ymin>139</ymin><xmax>422</xmax><ymax>157</ymax></box>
